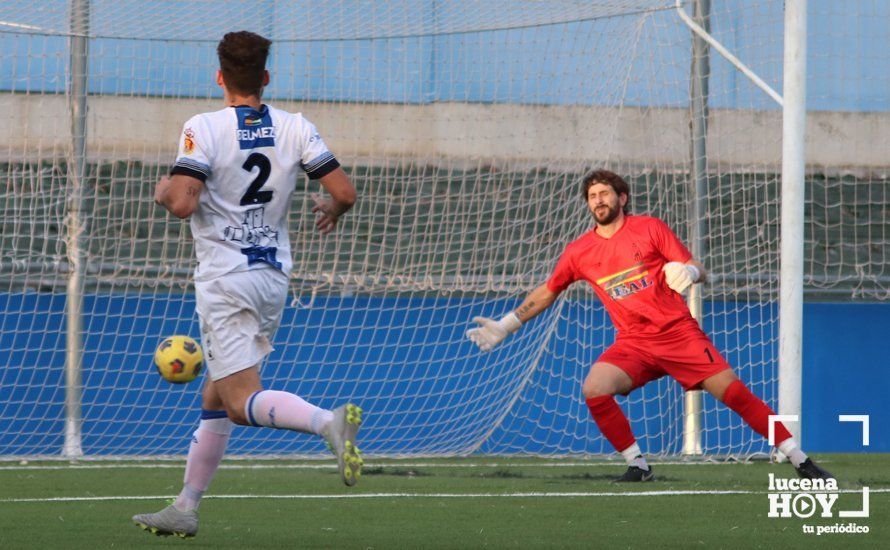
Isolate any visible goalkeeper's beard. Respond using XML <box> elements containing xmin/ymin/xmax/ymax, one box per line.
<box><xmin>593</xmin><ymin>203</ymin><xmax>621</xmax><ymax>226</ymax></box>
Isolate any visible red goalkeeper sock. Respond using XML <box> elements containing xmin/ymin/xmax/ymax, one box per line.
<box><xmin>585</xmin><ymin>395</ymin><xmax>637</xmax><ymax>452</ymax></box>
<box><xmin>722</xmin><ymin>380</ymin><xmax>792</xmax><ymax>445</ymax></box>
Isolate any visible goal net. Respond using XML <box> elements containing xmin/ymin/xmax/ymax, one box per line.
<box><xmin>1</xmin><ymin>1</ymin><xmax>884</xmax><ymax>458</ymax></box>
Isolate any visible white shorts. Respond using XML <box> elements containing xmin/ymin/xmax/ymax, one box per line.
<box><xmin>195</xmin><ymin>267</ymin><xmax>288</xmax><ymax>381</ymax></box>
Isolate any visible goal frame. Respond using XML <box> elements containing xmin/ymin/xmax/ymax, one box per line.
<box><xmin>56</xmin><ymin>0</ymin><xmax>808</xmax><ymax>458</ymax></box>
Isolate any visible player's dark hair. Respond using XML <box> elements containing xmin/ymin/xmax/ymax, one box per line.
<box><xmin>582</xmin><ymin>169</ymin><xmax>630</xmax><ymax>214</ymax></box>
<box><xmin>217</xmin><ymin>31</ymin><xmax>272</xmax><ymax>97</ymax></box>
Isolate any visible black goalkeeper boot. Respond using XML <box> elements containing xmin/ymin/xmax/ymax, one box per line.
<box><xmin>615</xmin><ymin>465</ymin><xmax>655</xmax><ymax>482</ymax></box>
<box><xmin>796</xmin><ymin>458</ymin><xmax>835</xmax><ymax>480</ymax></box>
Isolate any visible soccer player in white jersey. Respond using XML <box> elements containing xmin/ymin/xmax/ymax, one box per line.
<box><xmin>133</xmin><ymin>31</ymin><xmax>361</xmax><ymax>539</ymax></box>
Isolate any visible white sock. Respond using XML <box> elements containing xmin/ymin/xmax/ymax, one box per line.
<box><xmin>778</xmin><ymin>438</ymin><xmax>808</xmax><ymax>468</ymax></box>
<box><xmin>620</xmin><ymin>442</ymin><xmax>649</xmax><ymax>471</ymax></box>
<box><xmin>245</xmin><ymin>390</ymin><xmax>333</xmax><ymax>435</ymax></box>
<box><xmin>174</xmin><ymin>413</ymin><xmax>233</xmax><ymax>512</ymax></box>
<box><xmin>311</xmin><ymin>408</ymin><xmax>334</xmax><ymax>435</ymax></box>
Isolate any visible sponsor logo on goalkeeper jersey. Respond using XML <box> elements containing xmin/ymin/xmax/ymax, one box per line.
<box><xmin>596</xmin><ymin>263</ymin><xmax>653</xmax><ymax>300</ymax></box>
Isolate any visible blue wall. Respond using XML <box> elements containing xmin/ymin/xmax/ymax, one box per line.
<box><xmin>0</xmin><ymin>1</ymin><xmax>887</xmax><ymax>111</ymax></box>
<box><xmin>0</xmin><ymin>293</ymin><xmax>885</xmax><ymax>456</ymax></box>
<box><xmin>802</xmin><ymin>303</ymin><xmax>887</xmax><ymax>453</ymax></box>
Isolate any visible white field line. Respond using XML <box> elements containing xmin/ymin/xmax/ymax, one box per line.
<box><xmin>3</xmin><ymin>489</ymin><xmax>888</xmax><ymax>504</ymax></box>
<box><xmin>0</xmin><ymin>461</ymin><xmax>754</xmax><ymax>471</ymax></box>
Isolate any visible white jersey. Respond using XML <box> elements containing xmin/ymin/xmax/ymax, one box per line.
<box><xmin>172</xmin><ymin>104</ymin><xmax>339</xmax><ymax>282</ymax></box>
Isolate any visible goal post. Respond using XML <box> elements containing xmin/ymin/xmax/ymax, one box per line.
<box><xmin>62</xmin><ymin>0</ymin><xmax>90</xmax><ymax>459</ymax></box>
<box><xmin>677</xmin><ymin>0</ymin><xmax>810</xmax><ymax>451</ymax></box>
<box><xmin>675</xmin><ymin>0</ymin><xmax>808</xmax><ymax>454</ymax></box>
<box><xmin>1</xmin><ymin>1</ymin><xmax>881</xmax><ymax>460</ymax></box>
<box><xmin>682</xmin><ymin>0</ymin><xmax>711</xmax><ymax>457</ymax></box>
<box><xmin>778</xmin><ymin>0</ymin><xmax>807</xmax><ymax>447</ymax></box>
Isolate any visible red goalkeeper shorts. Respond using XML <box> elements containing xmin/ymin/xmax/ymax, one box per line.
<box><xmin>597</xmin><ymin>321</ymin><xmax>732</xmax><ymax>392</ymax></box>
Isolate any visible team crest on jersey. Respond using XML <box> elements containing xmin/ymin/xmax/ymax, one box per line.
<box><xmin>183</xmin><ymin>128</ymin><xmax>196</xmax><ymax>154</ymax></box>
<box><xmin>597</xmin><ymin>263</ymin><xmax>654</xmax><ymax>301</ymax></box>
<box><xmin>235</xmin><ymin>105</ymin><xmax>275</xmax><ymax>149</ymax></box>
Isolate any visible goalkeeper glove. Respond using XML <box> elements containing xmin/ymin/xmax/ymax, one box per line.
<box><xmin>466</xmin><ymin>312</ymin><xmax>522</xmax><ymax>352</ymax></box>
<box><xmin>663</xmin><ymin>262</ymin><xmax>701</xmax><ymax>294</ymax></box>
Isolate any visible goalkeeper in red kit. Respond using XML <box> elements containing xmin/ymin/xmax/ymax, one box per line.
<box><xmin>467</xmin><ymin>170</ymin><xmax>832</xmax><ymax>482</ymax></box>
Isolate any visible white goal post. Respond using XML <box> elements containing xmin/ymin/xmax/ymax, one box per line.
<box><xmin>673</xmin><ymin>0</ymin><xmax>807</xmax><ymax>453</ymax></box>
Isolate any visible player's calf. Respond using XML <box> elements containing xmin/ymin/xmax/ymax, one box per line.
<box><xmin>720</xmin><ymin>380</ymin><xmax>836</xmax><ymax>480</ymax></box>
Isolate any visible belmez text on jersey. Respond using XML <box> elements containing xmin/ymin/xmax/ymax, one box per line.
<box><xmin>236</xmin><ymin>126</ymin><xmax>276</xmax><ymax>142</ymax></box>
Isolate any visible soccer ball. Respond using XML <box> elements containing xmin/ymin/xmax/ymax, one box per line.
<box><xmin>154</xmin><ymin>335</ymin><xmax>204</xmax><ymax>384</ymax></box>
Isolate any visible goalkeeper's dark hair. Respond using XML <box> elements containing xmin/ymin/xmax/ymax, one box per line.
<box><xmin>582</xmin><ymin>169</ymin><xmax>630</xmax><ymax>214</ymax></box>
<box><xmin>217</xmin><ymin>31</ymin><xmax>272</xmax><ymax>97</ymax></box>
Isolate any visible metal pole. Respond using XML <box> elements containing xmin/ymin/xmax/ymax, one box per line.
<box><xmin>675</xmin><ymin>0</ymin><xmax>783</xmax><ymax>107</ymax></box>
<box><xmin>779</xmin><ymin>0</ymin><xmax>807</xmax><ymax>446</ymax></box>
<box><xmin>683</xmin><ymin>0</ymin><xmax>710</xmax><ymax>456</ymax></box>
<box><xmin>64</xmin><ymin>0</ymin><xmax>89</xmax><ymax>458</ymax></box>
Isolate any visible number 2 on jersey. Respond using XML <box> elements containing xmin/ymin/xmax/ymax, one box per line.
<box><xmin>240</xmin><ymin>152</ymin><xmax>273</xmax><ymax>205</ymax></box>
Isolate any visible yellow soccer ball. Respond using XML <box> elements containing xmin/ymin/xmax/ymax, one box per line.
<box><xmin>153</xmin><ymin>335</ymin><xmax>204</xmax><ymax>384</ymax></box>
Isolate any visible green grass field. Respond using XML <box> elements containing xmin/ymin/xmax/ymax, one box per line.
<box><xmin>1</xmin><ymin>454</ymin><xmax>886</xmax><ymax>549</ymax></box>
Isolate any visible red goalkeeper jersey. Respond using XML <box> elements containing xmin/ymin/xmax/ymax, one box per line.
<box><xmin>546</xmin><ymin>215</ymin><xmax>695</xmax><ymax>335</ymax></box>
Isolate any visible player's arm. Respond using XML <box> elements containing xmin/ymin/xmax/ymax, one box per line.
<box><xmin>466</xmin><ymin>283</ymin><xmax>561</xmax><ymax>352</ymax></box>
<box><xmin>652</xmin><ymin>217</ymin><xmax>707</xmax><ymax>294</ymax></box>
<box><xmin>155</xmin><ymin>174</ymin><xmax>204</xmax><ymax>219</ymax></box>
<box><xmin>514</xmin><ymin>283</ymin><xmax>561</xmax><ymax>322</ymax></box>
<box><xmin>163</xmin><ymin>115</ymin><xmax>210</xmax><ymax>219</ymax></box>
<box><xmin>311</xmin><ymin>167</ymin><xmax>356</xmax><ymax>234</ymax></box>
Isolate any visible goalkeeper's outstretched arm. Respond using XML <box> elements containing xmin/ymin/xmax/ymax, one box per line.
<box><xmin>466</xmin><ymin>284</ymin><xmax>560</xmax><ymax>352</ymax></box>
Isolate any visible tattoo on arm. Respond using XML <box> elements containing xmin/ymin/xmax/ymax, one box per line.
<box><xmin>516</xmin><ymin>301</ymin><xmax>535</xmax><ymax>318</ymax></box>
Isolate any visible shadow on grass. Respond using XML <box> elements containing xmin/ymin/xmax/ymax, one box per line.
<box><xmin>361</xmin><ymin>467</ymin><xmax>433</xmax><ymax>477</ymax></box>
<box><xmin>359</xmin><ymin>467</ymin><xmax>683</xmax><ymax>484</ymax></box>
